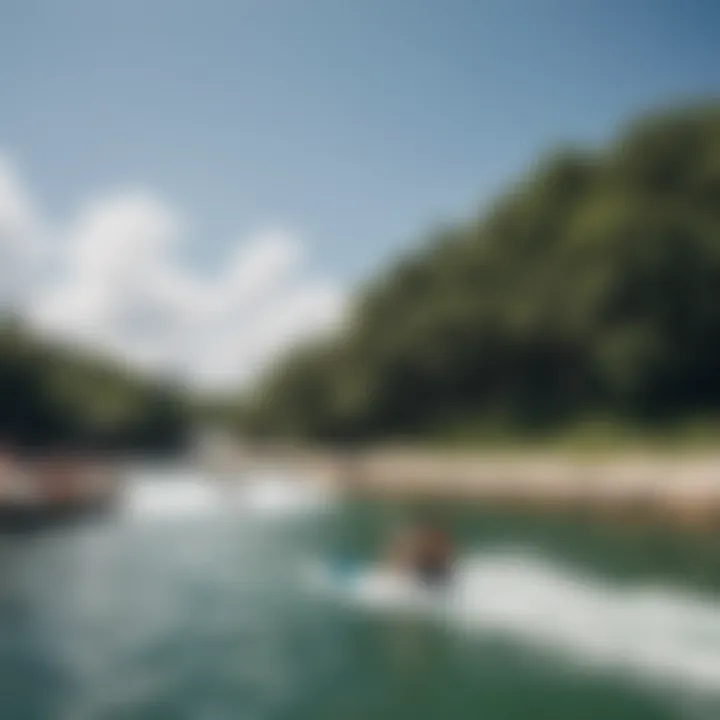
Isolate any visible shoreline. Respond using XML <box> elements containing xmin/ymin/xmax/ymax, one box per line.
<box><xmin>224</xmin><ymin>445</ymin><xmax>720</xmax><ymax>529</ymax></box>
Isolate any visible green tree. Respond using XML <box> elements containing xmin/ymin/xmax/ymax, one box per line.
<box><xmin>245</xmin><ymin>103</ymin><xmax>720</xmax><ymax>441</ymax></box>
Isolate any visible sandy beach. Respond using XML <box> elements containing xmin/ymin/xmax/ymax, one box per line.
<box><xmin>217</xmin><ymin>445</ymin><xmax>720</xmax><ymax>528</ymax></box>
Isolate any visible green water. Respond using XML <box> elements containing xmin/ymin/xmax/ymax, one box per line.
<box><xmin>0</xmin><ymin>471</ymin><xmax>719</xmax><ymax>720</ymax></box>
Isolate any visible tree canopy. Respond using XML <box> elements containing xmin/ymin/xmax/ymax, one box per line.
<box><xmin>244</xmin><ymin>104</ymin><xmax>720</xmax><ymax>441</ymax></box>
<box><xmin>0</xmin><ymin>317</ymin><xmax>189</xmax><ymax>454</ymax></box>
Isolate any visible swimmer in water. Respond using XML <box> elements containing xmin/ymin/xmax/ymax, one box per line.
<box><xmin>386</xmin><ymin>520</ymin><xmax>454</xmax><ymax>586</ymax></box>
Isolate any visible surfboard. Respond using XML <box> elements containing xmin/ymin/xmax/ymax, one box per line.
<box><xmin>319</xmin><ymin>558</ymin><xmax>452</xmax><ymax>611</ymax></box>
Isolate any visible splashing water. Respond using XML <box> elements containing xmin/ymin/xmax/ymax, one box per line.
<box><xmin>2</xmin><ymin>467</ymin><xmax>718</xmax><ymax>720</ymax></box>
<box><xmin>315</xmin><ymin>548</ymin><xmax>720</xmax><ymax>695</ymax></box>
<box><xmin>121</xmin><ymin>467</ymin><xmax>335</xmax><ymax>520</ymax></box>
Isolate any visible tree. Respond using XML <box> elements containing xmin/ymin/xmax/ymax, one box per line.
<box><xmin>244</xmin><ymin>103</ymin><xmax>720</xmax><ymax>441</ymax></box>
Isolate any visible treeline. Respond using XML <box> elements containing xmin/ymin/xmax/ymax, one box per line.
<box><xmin>243</xmin><ymin>103</ymin><xmax>720</xmax><ymax>441</ymax></box>
<box><xmin>0</xmin><ymin>317</ymin><xmax>189</xmax><ymax>454</ymax></box>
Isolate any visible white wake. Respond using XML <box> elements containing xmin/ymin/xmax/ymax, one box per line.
<box><xmin>316</xmin><ymin>549</ymin><xmax>720</xmax><ymax>694</ymax></box>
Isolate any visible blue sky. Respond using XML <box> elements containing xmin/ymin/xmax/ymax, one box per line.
<box><xmin>0</xmin><ymin>0</ymin><xmax>718</xmax><ymax>386</ymax></box>
<box><xmin>2</xmin><ymin>0</ymin><xmax>719</xmax><ymax>278</ymax></box>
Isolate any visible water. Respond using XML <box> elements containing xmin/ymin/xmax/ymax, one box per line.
<box><xmin>1</xmin><ymin>467</ymin><xmax>719</xmax><ymax>719</ymax></box>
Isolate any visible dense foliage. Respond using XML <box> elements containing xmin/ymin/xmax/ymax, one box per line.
<box><xmin>245</xmin><ymin>104</ymin><xmax>720</xmax><ymax>441</ymax></box>
<box><xmin>0</xmin><ymin>318</ymin><xmax>188</xmax><ymax>453</ymax></box>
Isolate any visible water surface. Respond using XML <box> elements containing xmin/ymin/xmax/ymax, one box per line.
<box><xmin>0</xmin><ymin>466</ymin><xmax>718</xmax><ymax>719</ymax></box>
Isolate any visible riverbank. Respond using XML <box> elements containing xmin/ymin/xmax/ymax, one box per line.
<box><xmin>332</xmin><ymin>447</ymin><xmax>720</xmax><ymax>529</ymax></box>
<box><xmin>0</xmin><ymin>451</ymin><xmax>121</xmax><ymax>533</ymax></box>
<box><xmin>218</xmin><ymin>443</ymin><xmax>720</xmax><ymax>529</ymax></box>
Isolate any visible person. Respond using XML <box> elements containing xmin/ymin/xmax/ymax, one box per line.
<box><xmin>386</xmin><ymin>519</ymin><xmax>454</xmax><ymax>585</ymax></box>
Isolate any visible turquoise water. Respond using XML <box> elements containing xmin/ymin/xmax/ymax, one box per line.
<box><xmin>0</xmin><ymin>468</ymin><xmax>719</xmax><ymax>719</ymax></box>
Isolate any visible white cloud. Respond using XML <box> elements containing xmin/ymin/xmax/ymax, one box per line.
<box><xmin>0</xmin><ymin>157</ymin><xmax>46</xmax><ymax>304</ymax></box>
<box><xmin>0</xmin><ymin>156</ymin><xmax>347</xmax><ymax>390</ymax></box>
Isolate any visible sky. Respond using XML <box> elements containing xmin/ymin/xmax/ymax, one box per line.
<box><xmin>0</xmin><ymin>0</ymin><xmax>718</xmax><ymax>389</ymax></box>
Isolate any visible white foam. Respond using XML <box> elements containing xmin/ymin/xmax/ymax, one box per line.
<box><xmin>238</xmin><ymin>475</ymin><xmax>333</xmax><ymax>516</ymax></box>
<box><xmin>123</xmin><ymin>474</ymin><xmax>223</xmax><ymax>518</ymax></box>
<box><xmin>319</xmin><ymin>549</ymin><xmax>720</xmax><ymax>694</ymax></box>
<box><xmin>122</xmin><ymin>469</ymin><xmax>334</xmax><ymax>520</ymax></box>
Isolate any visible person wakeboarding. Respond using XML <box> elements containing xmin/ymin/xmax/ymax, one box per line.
<box><xmin>386</xmin><ymin>520</ymin><xmax>454</xmax><ymax>586</ymax></box>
